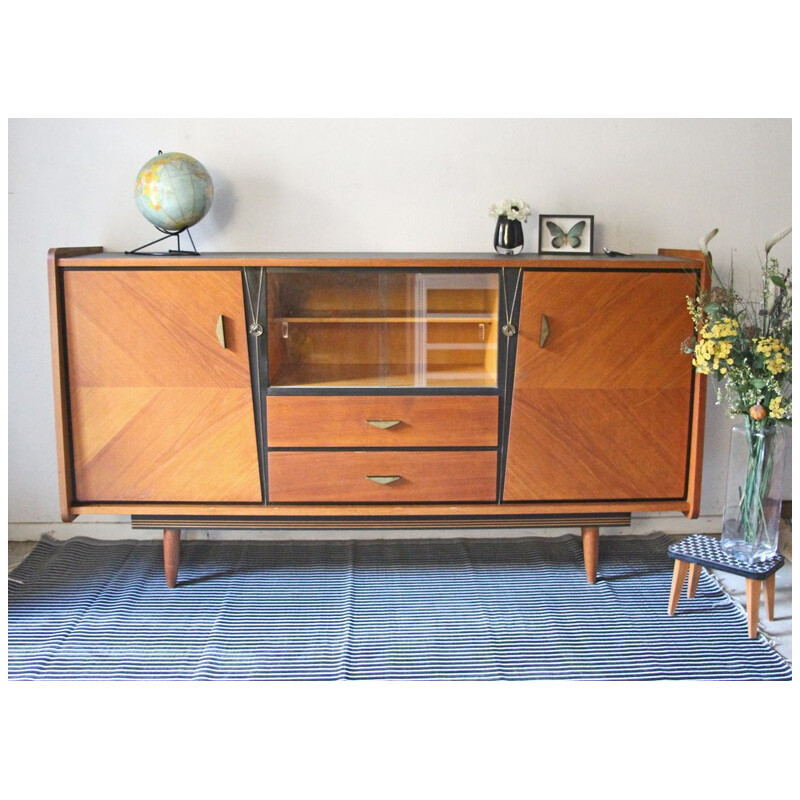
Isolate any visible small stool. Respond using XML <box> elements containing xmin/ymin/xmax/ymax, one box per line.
<box><xmin>667</xmin><ymin>534</ymin><xmax>785</xmax><ymax>639</ymax></box>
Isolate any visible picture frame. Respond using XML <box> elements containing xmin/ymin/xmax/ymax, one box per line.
<box><xmin>538</xmin><ymin>214</ymin><xmax>594</xmax><ymax>255</ymax></box>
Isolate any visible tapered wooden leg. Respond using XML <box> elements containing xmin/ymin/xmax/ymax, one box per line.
<box><xmin>668</xmin><ymin>559</ymin><xmax>689</xmax><ymax>615</ymax></box>
<box><xmin>163</xmin><ymin>528</ymin><xmax>181</xmax><ymax>588</ymax></box>
<box><xmin>581</xmin><ymin>526</ymin><xmax>599</xmax><ymax>584</ymax></box>
<box><xmin>687</xmin><ymin>563</ymin><xmax>702</xmax><ymax>598</ymax></box>
<box><xmin>763</xmin><ymin>574</ymin><xmax>776</xmax><ymax>621</ymax></box>
<box><xmin>746</xmin><ymin>578</ymin><xmax>760</xmax><ymax>639</ymax></box>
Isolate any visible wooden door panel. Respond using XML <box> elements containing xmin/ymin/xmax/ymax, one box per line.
<box><xmin>504</xmin><ymin>271</ymin><xmax>696</xmax><ymax>501</ymax></box>
<box><xmin>513</xmin><ymin>271</ymin><xmax>695</xmax><ymax>388</ymax></box>
<box><xmin>71</xmin><ymin>388</ymin><xmax>261</xmax><ymax>502</ymax></box>
<box><xmin>504</xmin><ymin>389</ymin><xmax>690</xmax><ymax>500</ymax></box>
<box><xmin>64</xmin><ymin>270</ymin><xmax>250</xmax><ymax>388</ymax></box>
<box><xmin>63</xmin><ymin>270</ymin><xmax>261</xmax><ymax>502</ymax></box>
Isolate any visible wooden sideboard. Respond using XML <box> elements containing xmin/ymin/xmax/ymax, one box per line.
<box><xmin>49</xmin><ymin>247</ymin><xmax>708</xmax><ymax>586</ymax></box>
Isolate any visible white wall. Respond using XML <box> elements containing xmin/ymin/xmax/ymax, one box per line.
<box><xmin>7</xmin><ymin>118</ymin><xmax>792</xmax><ymax>538</ymax></box>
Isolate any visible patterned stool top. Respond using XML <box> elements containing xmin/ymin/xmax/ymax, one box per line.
<box><xmin>668</xmin><ymin>534</ymin><xmax>784</xmax><ymax>579</ymax></box>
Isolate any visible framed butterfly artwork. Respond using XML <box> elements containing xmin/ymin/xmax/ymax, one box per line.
<box><xmin>538</xmin><ymin>214</ymin><xmax>594</xmax><ymax>255</ymax></box>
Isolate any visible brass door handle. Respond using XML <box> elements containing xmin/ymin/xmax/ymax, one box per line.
<box><xmin>216</xmin><ymin>315</ymin><xmax>226</xmax><ymax>349</ymax></box>
<box><xmin>366</xmin><ymin>419</ymin><xmax>401</xmax><ymax>429</ymax></box>
<box><xmin>366</xmin><ymin>475</ymin><xmax>401</xmax><ymax>484</ymax></box>
<box><xmin>539</xmin><ymin>314</ymin><xmax>550</xmax><ymax>348</ymax></box>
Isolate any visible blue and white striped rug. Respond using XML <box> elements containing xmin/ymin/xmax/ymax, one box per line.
<box><xmin>8</xmin><ymin>534</ymin><xmax>791</xmax><ymax>680</ymax></box>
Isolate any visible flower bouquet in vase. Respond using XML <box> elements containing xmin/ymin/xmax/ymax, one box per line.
<box><xmin>684</xmin><ymin>227</ymin><xmax>792</xmax><ymax>563</ymax></box>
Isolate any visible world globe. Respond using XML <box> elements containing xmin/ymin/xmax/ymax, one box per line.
<box><xmin>134</xmin><ymin>151</ymin><xmax>214</xmax><ymax>232</ymax></box>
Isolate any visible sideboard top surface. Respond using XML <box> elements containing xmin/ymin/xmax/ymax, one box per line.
<box><xmin>52</xmin><ymin>248</ymin><xmax>704</xmax><ymax>270</ymax></box>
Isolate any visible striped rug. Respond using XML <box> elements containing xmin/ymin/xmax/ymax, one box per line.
<box><xmin>8</xmin><ymin>534</ymin><xmax>791</xmax><ymax>680</ymax></box>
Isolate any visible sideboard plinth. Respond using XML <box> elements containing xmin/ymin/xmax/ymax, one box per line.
<box><xmin>136</xmin><ymin>514</ymin><xmax>631</xmax><ymax>587</ymax></box>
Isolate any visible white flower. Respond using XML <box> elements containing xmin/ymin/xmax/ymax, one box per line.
<box><xmin>506</xmin><ymin>200</ymin><xmax>531</xmax><ymax>221</ymax></box>
<box><xmin>699</xmin><ymin>228</ymin><xmax>718</xmax><ymax>255</ymax></box>
<box><xmin>765</xmin><ymin>226</ymin><xmax>791</xmax><ymax>259</ymax></box>
<box><xmin>489</xmin><ymin>198</ymin><xmax>531</xmax><ymax>222</ymax></box>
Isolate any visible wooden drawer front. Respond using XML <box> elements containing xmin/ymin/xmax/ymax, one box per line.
<box><xmin>268</xmin><ymin>450</ymin><xmax>497</xmax><ymax>502</ymax></box>
<box><xmin>267</xmin><ymin>395</ymin><xmax>498</xmax><ymax>448</ymax></box>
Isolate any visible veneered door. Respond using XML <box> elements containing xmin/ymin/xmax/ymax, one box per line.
<box><xmin>504</xmin><ymin>270</ymin><xmax>696</xmax><ymax>501</ymax></box>
<box><xmin>63</xmin><ymin>269</ymin><xmax>261</xmax><ymax>502</ymax></box>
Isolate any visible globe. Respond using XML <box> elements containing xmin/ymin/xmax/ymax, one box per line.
<box><xmin>134</xmin><ymin>152</ymin><xmax>214</xmax><ymax>232</ymax></box>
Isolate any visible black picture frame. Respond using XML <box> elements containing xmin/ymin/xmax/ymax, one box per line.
<box><xmin>538</xmin><ymin>214</ymin><xmax>594</xmax><ymax>255</ymax></box>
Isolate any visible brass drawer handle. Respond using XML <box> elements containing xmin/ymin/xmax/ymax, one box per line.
<box><xmin>366</xmin><ymin>475</ymin><xmax>401</xmax><ymax>485</ymax></box>
<box><xmin>366</xmin><ymin>419</ymin><xmax>401</xmax><ymax>429</ymax></box>
<box><xmin>539</xmin><ymin>314</ymin><xmax>550</xmax><ymax>348</ymax></box>
<box><xmin>216</xmin><ymin>315</ymin><xmax>226</xmax><ymax>349</ymax></box>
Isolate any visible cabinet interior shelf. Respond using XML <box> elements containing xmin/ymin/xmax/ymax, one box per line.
<box><xmin>270</xmin><ymin>363</ymin><xmax>497</xmax><ymax>388</ymax></box>
<box><xmin>426</xmin><ymin>343</ymin><xmax>497</xmax><ymax>351</ymax></box>
<box><xmin>277</xmin><ymin>315</ymin><xmax>495</xmax><ymax>324</ymax></box>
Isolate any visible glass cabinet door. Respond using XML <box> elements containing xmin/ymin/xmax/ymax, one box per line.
<box><xmin>267</xmin><ymin>271</ymin><xmax>498</xmax><ymax>388</ymax></box>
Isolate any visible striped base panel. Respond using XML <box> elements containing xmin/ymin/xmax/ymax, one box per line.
<box><xmin>8</xmin><ymin>534</ymin><xmax>791</xmax><ymax>680</ymax></box>
<box><xmin>131</xmin><ymin>512</ymin><xmax>632</xmax><ymax>530</ymax></box>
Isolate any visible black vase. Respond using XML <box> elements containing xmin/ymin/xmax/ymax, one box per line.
<box><xmin>494</xmin><ymin>215</ymin><xmax>524</xmax><ymax>255</ymax></box>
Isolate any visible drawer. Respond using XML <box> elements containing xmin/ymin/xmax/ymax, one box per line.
<box><xmin>266</xmin><ymin>395</ymin><xmax>498</xmax><ymax>448</ymax></box>
<box><xmin>268</xmin><ymin>450</ymin><xmax>497</xmax><ymax>502</ymax></box>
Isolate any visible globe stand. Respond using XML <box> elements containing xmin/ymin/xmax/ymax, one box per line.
<box><xmin>125</xmin><ymin>226</ymin><xmax>200</xmax><ymax>256</ymax></box>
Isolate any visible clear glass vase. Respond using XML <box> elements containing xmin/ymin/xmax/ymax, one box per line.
<box><xmin>721</xmin><ymin>418</ymin><xmax>787</xmax><ymax>563</ymax></box>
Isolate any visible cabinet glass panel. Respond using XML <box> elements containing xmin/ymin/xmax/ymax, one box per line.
<box><xmin>267</xmin><ymin>271</ymin><xmax>499</xmax><ymax>388</ymax></box>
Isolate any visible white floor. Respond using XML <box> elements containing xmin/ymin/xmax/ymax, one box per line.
<box><xmin>8</xmin><ymin>533</ymin><xmax>793</xmax><ymax>666</ymax></box>
<box><xmin>708</xmin><ymin>561</ymin><xmax>792</xmax><ymax>661</ymax></box>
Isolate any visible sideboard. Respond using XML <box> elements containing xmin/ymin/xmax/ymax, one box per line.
<box><xmin>49</xmin><ymin>247</ymin><xmax>708</xmax><ymax>586</ymax></box>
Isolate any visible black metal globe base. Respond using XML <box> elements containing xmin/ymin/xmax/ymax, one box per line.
<box><xmin>125</xmin><ymin>226</ymin><xmax>200</xmax><ymax>256</ymax></box>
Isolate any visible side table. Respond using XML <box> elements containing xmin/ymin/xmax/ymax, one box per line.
<box><xmin>667</xmin><ymin>534</ymin><xmax>785</xmax><ymax>639</ymax></box>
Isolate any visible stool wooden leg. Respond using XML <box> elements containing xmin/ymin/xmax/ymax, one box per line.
<box><xmin>581</xmin><ymin>526</ymin><xmax>599</xmax><ymax>585</ymax></box>
<box><xmin>687</xmin><ymin>563</ymin><xmax>702</xmax><ymax>598</ymax></box>
<box><xmin>668</xmin><ymin>560</ymin><xmax>689</xmax><ymax>615</ymax></box>
<box><xmin>763</xmin><ymin>574</ymin><xmax>776</xmax><ymax>621</ymax></box>
<box><xmin>746</xmin><ymin>578</ymin><xmax>760</xmax><ymax>639</ymax></box>
<box><xmin>163</xmin><ymin>528</ymin><xmax>181</xmax><ymax>588</ymax></box>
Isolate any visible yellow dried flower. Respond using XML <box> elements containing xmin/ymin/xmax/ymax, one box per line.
<box><xmin>769</xmin><ymin>396</ymin><xmax>788</xmax><ymax>419</ymax></box>
<box><xmin>754</xmin><ymin>337</ymin><xmax>791</xmax><ymax>375</ymax></box>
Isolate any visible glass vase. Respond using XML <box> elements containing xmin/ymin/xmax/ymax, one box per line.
<box><xmin>494</xmin><ymin>216</ymin><xmax>524</xmax><ymax>255</ymax></box>
<box><xmin>721</xmin><ymin>419</ymin><xmax>787</xmax><ymax>563</ymax></box>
